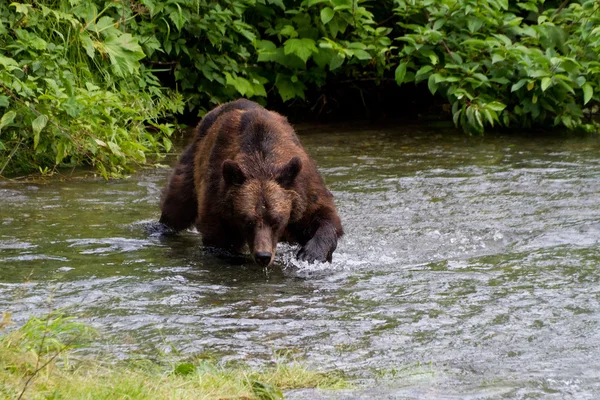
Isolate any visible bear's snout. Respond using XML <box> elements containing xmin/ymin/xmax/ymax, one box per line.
<box><xmin>254</xmin><ymin>251</ymin><xmax>273</xmax><ymax>267</ymax></box>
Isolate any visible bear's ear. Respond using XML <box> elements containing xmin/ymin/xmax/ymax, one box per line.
<box><xmin>276</xmin><ymin>156</ymin><xmax>302</xmax><ymax>188</ymax></box>
<box><xmin>222</xmin><ymin>160</ymin><xmax>246</xmax><ymax>186</ymax></box>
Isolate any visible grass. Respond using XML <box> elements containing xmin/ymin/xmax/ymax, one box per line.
<box><xmin>0</xmin><ymin>312</ymin><xmax>349</xmax><ymax>399</ymax></box>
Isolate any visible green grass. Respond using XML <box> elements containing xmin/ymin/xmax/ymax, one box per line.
<box><xmin>0</xmin><ymin>312</ymin><xmax>349</xmax><ymax>399</ymax></box>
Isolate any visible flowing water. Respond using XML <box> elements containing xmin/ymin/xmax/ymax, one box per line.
<box><xmin>2</xmin><ymin>124</ymin><xmax>600</xmax><ymax>399</ymax></box>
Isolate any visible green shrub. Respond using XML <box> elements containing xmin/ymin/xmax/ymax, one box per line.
<box><xmin>0</xmin><ymin>1</ymin><xmax>183</xmax><ymax>178</ymax></box>
<box><xmin>127</xmin><ymin>0</ymin><xmax>600</xmax><ymax>134</ymax></box>
<box><xmin>394</xmin><ymin>0</ymin><xmax>600</xmax><ymax>134</ymax></box>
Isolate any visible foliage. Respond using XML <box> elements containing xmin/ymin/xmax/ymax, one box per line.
<box><xmin>0</xmin><ymin>311</ymin><xmax>96</xmax><ymax>399</ymax></box>
<box><xmin>0</xmin><ymin>312</ymin><xmax>348</xmax><ymax>399</ymax></box>
<box><xmin>84</xmin><ymin>0</ymin><xmax>392</xmax><ymax>114</ymax></box>
<box><xmin>115</xmin><ymin>0</ymin><xmax>600</xmax><ymax>133</ymax></box>
<box><xmin>394</xmin><ymin>0</ymin><xmax>600</xmax><ymax>134</ymax></box>
<box><xmin>0</xmin><ymin>0</ymin><xmax>183</xmax><ymax>178</ymax></box>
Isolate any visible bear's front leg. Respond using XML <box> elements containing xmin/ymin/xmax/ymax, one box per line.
<box><xmin>297</xmin><ymin>214</ymin><xmax>342</xmax><ymax>263</ymax></box>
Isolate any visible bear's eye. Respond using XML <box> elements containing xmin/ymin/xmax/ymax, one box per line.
<box><xmin>245</xmin><ymin>219</ymin><xmax>256</xmax><ymax>230</ymax></box>
<box><xmin>267</xmin><ymin>214</ymin><xmax>284</xmax><ymax>227</ymax></box>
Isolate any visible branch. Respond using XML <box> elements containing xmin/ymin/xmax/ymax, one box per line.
<box><xmin>17</xmin><ymin>339</ymin><xmax>76</xmax><ymax>400</ymax></box>
<box><xmin>0</xmin><ymin>138</ymin><xmax>22</xmax><ymax>176</ymax></box>
<box><xmin>441</xmin><ymin>40</ymin><xmax>452</xmax><ymax>55</ymax></box>
<box><xmin>552</xmin><ymin>0</ymin><xmax>571</xmax><ymax>17</ymax></box>
<box><xmin>17</xmin><ymin>315</ymin><xmax>52</xmax><ymax>400</ymax></box>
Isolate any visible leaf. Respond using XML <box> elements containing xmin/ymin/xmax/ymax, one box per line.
<box><xmin>102</xmin><ymin>34</ymin><xmax>146</xmax><ymax>76</ymax></box>
<box><xmin>518</xmin><ymin>2</ymin><xmax>538</xmax><ymax>12</ymax></box>
<box><xmin>467</xmin><ymin>18</ymin><xmax>483</xmax><ymax>33</ymax></box>
<box><xmin>10</xmin><ymin>3</ymin><xmax>31</xmax><ymax>15</ymax></box>
<box><xmin>32</xmin><ymin>114</ymin><xmax>48</xmax><ymax>150</ymax></box>
<box><xmin>583</xmin><ymin>83</ymin><xmax>593</xmax><ymax>105</ymax></box>
<box><xmin>267</xmin><ymin>0</ymin><xmax>285</xmax><ymax>9</ymax></box>
<box><xmin>85</xmin><ymin>82</ymin><xmax>101</xmax><ymax>91</ymax></box>
<box><xmin>422</xmin><ymin>50</ymin><xmax>438</xmax><ymax>65</ymax></box>
<box><xmin>79</xmin><ymin>33</ymin><xmax>96</xmax><ymax>59</ymax></box>
<box><xmin>395</xmin><ymin>62</ymin><xmax>407</xmax><ymax>85</ymax></box>
<box><xmin>511</xmin><ymin>79</ymin><xmax>527</xmax><ymax>92</ymax></box>
<box><xmin>347</xmin><ymin>42</ymin><xmax>366</xmax><ymax>50</ymax></box>
<box><xmin>251</xmin><ymin>81</ymin><xmax>267</xmax><ymax>97</ymax></box>
<box><xmin>90</xmin><ymin>16</ymin><xmax>120</xmax><ymax>37</ymax></box>
<box><xmin>482</xmin><ymin>109</ymin><xmax>494</xmax><ymax>126</ymax></box>
<box><xmin>283</xmin><ymin>38</ymin><xmax>318</xmax><ymax>63</ymax></box>
<box><xmin>462</xmin><ymin>39</ymin><xmax>486</xmax><ymax>47</ymax></box>
<box><xmin>415</xmin><ymin>65</ymin><xmax>433</xmax><ymax>83</ymax></box>
<box><xmin>541</xmin><ymin>77</ymin><xmax>552</xmax><ymax>92</ymax></box>
<box><xmin>475</xmin><ymin>109</ymin><xmax>483</xmax><ymax>129</ymax></box>
<box><xmin>320</xmin><ymin>7</ymin><xmax>335</xmax><ymax>25</ymax></box>
<box><xmin>449</xmin><ymin>52</ymin><xmax>463</xmax><ymax>64</ymax></box>
<box><xmin>56</xmin><ymin>140</ymin><xmax>66</xmax><ymax>165</ymax></box>
<box><xmin>141</xmin><ymin>35</ymin><xmax>162</xmax><ymax>56</ymax></box>
<box><xmin>252</xmin><ymin>381</ymin><xmax>284</xmax><ymax>400</ymax></box>
<box><xmin>428</xmin><ymin>74</ymin><xmax>438</xmax><ymax>95</ymax></box>
<box><xmin>351</xmin><ymin>49</ymin><xmax>372</xmax><ymax>60</ymax></box>
<box><xmin>330</xmin><ymin>53</ymin><xmax>344</xmax><ymax>70</ymax></box>
<box><xmin>0</xmin><ymin>55</ymin><xmax>18</xmax><ymax>69</ymax></box>
<box><xmin>225</xmin><ymin>73</ymin><xmax>254</xmax><ymax>97</ymax></box>
<box><xmin>174</xmin><ymin>363</ymin><xmax>196</xmax><ymax>376</ymax></box>
<box><xmin>168</xmin><ymin>4</ymin><xmax>187</xmax><ymax>32</ymax></box>
<box><xmin>97</xmin><ymin>162</ymin><xmax>108</xmax><ymax>180</ymax></box>
<box><xmin>279</xmin><ymin>25</ymin><xmax>298</xmax><ymax>38</ymax></box>
<box><xmin>0</xmin><ymin>111</ymin><xmax>16</xmax><ymax>130</ymax></box>
<box><xmin>491</xmin><ymin>54</ymin><xmax>504</xmax><ymax>64</ymax></box>
<box><xmin>275</xmin><ymin>74</ymin><xmax>306</xmax><ymax>101</ymax></box>
<box><xmin>556</xmin><ymin>79</ymin><xmax>575</xmax><ymax>95</ymax></box>
<box><xmin>453</xmin><ymin>108</ymin><xmax>462</xmax><ymax>126</ymax></box>
<box><xmin>258</xmin><ymin>43</ymin><xmax>306</xmax><ymax>69</ymax></box>
<box><xmin>256</xmin><ymin>40</ymin><xmax>278</xmax><ymax>61</ymax></box>
<box><xmin>162</xmin><ymin>136</ymin><xmax>173</xmax><ymax>152</ymax></box>
<box><xmin>0</xmin><ymin>96</ymin><xmax>9</xmax><ymax>108</ymax></box>
<box><xmin>107</xmin><ymin>141</ymin><xmax>124</xmax><ymax>157</ymax></box>
<box><xmin>490</xmin><ymin>77</ymin><xmax>509</xmax><ymax>84</ymax></box>
<box><xmin>486</xmin><ymin>101</ymin><xmax>506</xmax><ymax>112</ymax></box>
<box><xmin>313</xmin><ymin>48</ymin><xmax>334</xmax><ymax>69</ymax></box>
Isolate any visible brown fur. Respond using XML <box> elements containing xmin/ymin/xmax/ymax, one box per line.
<box><xmin>159</xmin><ymin>99</ymin><xmax>343</xmax><ymax>266</ymax></box>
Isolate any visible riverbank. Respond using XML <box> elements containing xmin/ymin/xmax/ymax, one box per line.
<box><xmin>0</xmin><ymin>313</ymin><xmax>348</xmax><ymax>400</ymax></box>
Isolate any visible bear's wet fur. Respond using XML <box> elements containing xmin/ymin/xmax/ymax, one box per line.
<box><xmin>159</xmin><ymin>99</ymin><xmax>343</xmax><ymax>266</ymax></box>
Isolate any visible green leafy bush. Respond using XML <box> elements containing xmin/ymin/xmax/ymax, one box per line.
<box><xmin>120</xmin><ymin>0</ymin><xmax>391</xmax><ymax>113</ymax></box>
<box><xmin>0</xmin><ymin>1</ymin><xmax>182</xmax><ymax>178</ymax></box>
<box><xmin>394</xmin><ymin>0</ymin><xmax>600</xmax><ymax>133</ymax></box>
<box><xmin>129</xmin><ymin>0</ymin><xmax>600</xmax><ymax>133</ymax></box>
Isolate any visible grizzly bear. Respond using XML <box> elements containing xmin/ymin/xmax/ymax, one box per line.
<box><xmin>159</xmin><ymin>99</ymin><xmax>343</xmax><ymax>267</ymax></box>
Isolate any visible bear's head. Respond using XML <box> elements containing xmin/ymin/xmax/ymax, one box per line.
<box><xmin>222</xmin><ymin>156</ymin><xmax>304</xmax><ymax>267</ymax></box>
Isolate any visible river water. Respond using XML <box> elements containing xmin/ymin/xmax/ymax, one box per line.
<box><xmin>2</xmin><ymin>124</ymin><xmax>600</xmax><ymax>398</ymax></box>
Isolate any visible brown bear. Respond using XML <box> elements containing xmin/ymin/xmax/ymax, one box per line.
<box><xmin>159</xmin><ymin>99</ymin><xmax>343</xmax><ymax>267</ymax></box>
